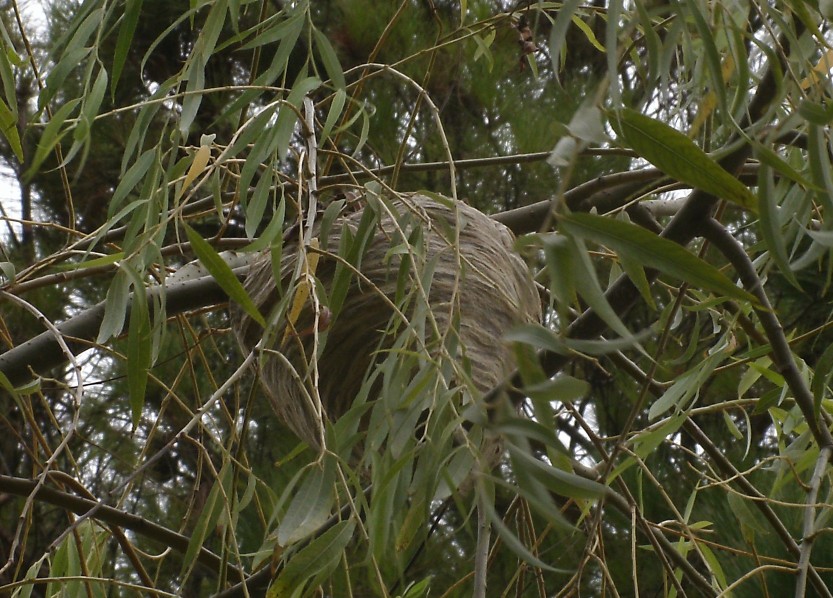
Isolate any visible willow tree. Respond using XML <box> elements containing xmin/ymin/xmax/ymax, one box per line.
<box><xmin>2</xmin><ymin>0</ymin><xmax>833</xmax><ymax>596</ymax></box>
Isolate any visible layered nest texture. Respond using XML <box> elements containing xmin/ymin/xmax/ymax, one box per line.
<box><xmin>233</xmin><ymin>192</ymin><xmax>541</xmax><ymax>448</ymax></box>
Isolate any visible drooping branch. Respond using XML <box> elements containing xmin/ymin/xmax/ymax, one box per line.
<box><xmin>700</xmin><ymin>217</ymin><xmax>833</xmax><ymax>449</ymax></box>
<box><xmin>797</xmin><ymin>446</ymin><xmax>833</xmax><ymax>598</ymax></box>
<box><xmin>0</xmin><ymin>474</ymin><xmax>246</xmax><ymax>585</ymax></box>
<box><xmin>0</xmin><ymin>270</ymin><xmax>241</xmax><ymax>388</ymax></box>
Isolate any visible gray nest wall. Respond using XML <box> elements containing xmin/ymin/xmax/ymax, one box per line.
<box><xmin>233</xmin><ymin>193</ymin><xmax>541</xmax><ymax>448</ymax></box>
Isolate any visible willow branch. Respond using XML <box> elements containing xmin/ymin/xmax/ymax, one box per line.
<box><xmin>0</xmin><ymin>474</ymin><xmax>246</xmax><ymax>584</ymax></box>
<box><xmin>0</xmin><ymin>270</ymin><xmax>243</xmax><ymax>388</ymax></box>
<box><xmin>473</xmin><ymin>491</ymin><xmax>491</xmax><ymax>598</ymax></box>
<box><xmin>796</xmin><ymin>446</ymin><xmax>832</xmax><ymax>598</ymax></box>
<box><xmin>700</xmin><ymin>218</ymin><xmax>833</xmax><ymax>449</ymax></box>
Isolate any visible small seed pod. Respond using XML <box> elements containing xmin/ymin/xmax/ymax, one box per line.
<box><xmin>232</xmin><ymin>193</ymin><xmax>541</xmax><ymax>448</ymax></box>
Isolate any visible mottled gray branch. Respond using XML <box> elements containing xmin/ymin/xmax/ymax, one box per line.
<box><xmin>0</xmin><ymin>473</ymin><xmax>245</xmax><ymax>584</ymax></box>
<box><xmin>0</xmin><ymin>269</ymin><xmax>244</xmax><ymax>388</ymax></box>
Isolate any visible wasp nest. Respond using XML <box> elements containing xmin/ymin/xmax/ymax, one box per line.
<box><xmin>233</xmin><ymin>193</ymin><xmax>541</xmax><ymax>448</ymax></box>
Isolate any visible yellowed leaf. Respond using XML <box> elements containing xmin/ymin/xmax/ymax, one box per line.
<box><xmin>177</xmin><ymin>140</ymin><xmax>213</xmax><ymax>200</ymax></box>
<box><xmin>721</xmin><ymin>54</ymin><xmax>735</xmax><ymax>83</ymax></box>
<box><xmin>689</xmin><ymin>93</ymin><xmax>717</xmax><ymax>138</ymax></box>
<box><xmin>690</xmin><ymin>56</ymin><xmax>734</xmax><ymax>138</ymax></box>
<box><xmin>800</xmin><ymin>48</ymin><xmax>833</xmax><ymax>90</ymax></box>
<box><xmin>282</xmin><ymin>238</ymin><xmax>321</xmax><ymax>346</ymax></box>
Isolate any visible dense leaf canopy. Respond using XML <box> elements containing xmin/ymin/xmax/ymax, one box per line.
<box><xmin>2</xmin><ymin>0</ymin><xmax>833</xmax><ymax>596</ymax></box>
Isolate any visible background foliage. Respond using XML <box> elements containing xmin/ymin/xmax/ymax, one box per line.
<box><xmin>3</xmin><ymin>0</ymin><xmax>833</xmax><ymax>596</ymax></box>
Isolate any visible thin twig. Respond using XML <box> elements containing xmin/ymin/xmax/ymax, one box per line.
<box><xmin>473</xmin><ymin>489</ymin><xmax>491</xmax><ymax>598</ymax></box>
<box><xmin>685</xmin><ymin>421</ymin><xmax>832</xmax><ymax>597</ymax></box>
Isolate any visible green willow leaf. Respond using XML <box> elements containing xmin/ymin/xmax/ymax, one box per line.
<box><xmin>560</xmin><ymin>212</ymin><xmax>761</xmax><ymax>308</ymax></box>
<box><xmin>126</xmin><ymin>277</ymin><xmax>151</xmax><ymax>428</ymax></box>
<box><xmin>179</xmin><ymin>0</ymin><xmax>228</xmax><ymax>135</ymax></box>
<box><xmin>506</xmin><ymin>322</ymin><xmax>646</xmax><ymax>356</ymax></box>
<box><xmin>275</xmin><ymin>76</ymin><xmax>322</xmax><ymax>161</ymax></box>
<box><xmin>493</xmin><ymin>418</ymin><xmax>559</xmax><ymax>448</ymax></box>
<box><xmin>811</xmin><ymin>343</ymin><xmax>833</xmax><ymax>415</ymax></box>
<box><xmin>181</xmin><ymin>462</ymin><xmax>233</xmax><ymax>580</ymax></box>
<box><xmin>508</xmin><ymin>443</ymin><xmax>606</xmax><ymax>500</ymax></box>
<box><xmin>109</xmin><ymin>148</ymin><xmax>156</xmax><ymax>216</ymax></box>
<box><xmin>0</xmin><ymin>43</ymin><xmax>17</xmax><ymax>115</ymax></box>
<box><xmin>684</xmin><ymin>0</ymin><xmax>726</xmax><ymax>115</ymax></box>
<box><xmin>798</xmin><ymin>99</ymin><xmax>833</xmax><ymax>125</ymax></box>
<box><xmin>609</xmin><ymin>108</ymin><xmax>758</xmax><ymax>211</ymax></box>
<box><xmin>610</xmin><ymin>412</ymin><xmax>687</xmax><ymax>481</ymax></box>
<box><xmin>269</xmin><ymin>520</ymin><xmax>356</xmax><ymax>597</ymax></box>
<box><xmin>521</xmin><ymin>374</ymin><xmax>590</xmax><ymax>404</ymax></box>
<box><xmin>40</xmin><ymin>46</ymin><xmax>89</xmax><ymax>108</ymax></box>
<box><xmin>183</xmin><ymin>222</ymin><xmax>265</xmax><ymax>327</ymax></box>
<box><xmin>278</xmin><ymin>457</ymin><xmax>336</xmax><ymax>546</ymax></box>
<box><xmin>0</xmin><ymin>370</ymin><xmax>16</xmax><ymax>397</ymax></box>
<box><xmin>97</xmin><ymin>268</ymin><xmax>131</xmax><ymax>344</ymax></box>
<box><xmin>634</xmin><ymin>1</ymin><xmax>660</xmax><ymax>85</ymax></box>
<box><xmin>648</xmin><ymin>349</ymin><xmax>724</xmax><ymax>420</ymax></box>
<box><xmin>111</xmin><ymin>0</ymin><xmax>143</xmax><ymax>95</ymax></box>
<box><xmin>313</xmin><ymin>27</ymin><xmax>345</xmax><ymax>89</ymax></box>
<box><xmin>618</xmin><ymin>238</ymin><xmax>655</xmax><ymax>309</ymax></box>
<box><xmin>757</xmin><ymin>164</ymin><xmax>801</xmax><ymax>290</ymax></box>
<box><xmin>0</xmin><ymin>98</ymin><xmax>22</xmax><ymax>162</ymax></box>
<box><xmin>753</xmin><ymin>141</ymin><xmax>814</xmax><ymax>190</ymax></box>
<box><xmin>245</xmin><ymin>166</ymin><xmax>273</xmax><ymax>239</ymax></box>
<box><xmin>239</xmin><ymin>9</ymin><xmax>304</xmax><ymax>50</ymax></box>
<box><xmin>568</xmin><ymin>234</ymin><xmax>641</xmax><ymax>345</ymax></box>
<box><xmin>480</xmin><ymin>482</ymin><xmax>570</xmax><ymax>570</ymax></box>
<box><xmin>25</xmin><ymin>98</ymin><xmax>82</xmax><ymax>181</ymax></box>
<box><xmin>320</xmin><ymin>88</ymin><xmax>347</xmax><ymax>143</ymax></box>
<box><xmin>699</xmin><ymin>542</ymin><xmax>730</xmax><ymax>591</ymax></box>
<box><xmin>548</xmin><ymin>0</ymin><xmax>582</xmax><ymax>79</ymax></box>
<box><xmin>73</xmin><ymin>68</ymin><xmax>108</xmax><ymax>144</ymax></box>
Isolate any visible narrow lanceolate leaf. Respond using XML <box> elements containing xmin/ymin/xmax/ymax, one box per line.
<box><xmin>648</xmin><ymin>349</ymin><xmax>725</xmax><ymax>420</ymax></box>
<box><xmin>561</xmin><ymin>213</ymin><xmax>762</xmax><ymax>308</ymax></box>
<box><xmin>756</xmin><ymin>164</ymin><xmax>801</xmax><ymax>291</ymax></box>
<box><xmin>312</xmin><ymin>27</ymin><xmax>345</xmax><ymax>89</ymax></box>
<box><xmin>97</xmin><ymin>268</ymin><xmax>131</xmax><ymax>344</ymax></box>
<box><xmin>269</xmin><ymin>520</ymin><xmax>355</xmax><ymax>597</ymax></box>
<box><xmin>480</xmin><ymin>485</ymin><xmax>568</xmax><ymax>572</ymax></box>
<box><xmin>811</xmin><ymin>343</ymin><xmax>833</xmax><ymax>415</ymax></box>
<box><xmin>25</xmin><ymin>98</ymin><xmax>82</xmax><ymax>181</ymax></box>
<box><xmin>278</xmin><ymin>457</ymin><xmax>336</xmax><ymax>546</ymax></box>
<box><xmin>177</xmin><ymin>141</ymin><xmax>212</xmax><ymax>200</ymax></box>
<box><xmin>275</xmin><ymin>77</ymin><xmax>322</xmax><ymax>161</ymax></box>
<box><xmin>0</xmin><ymin>99</ymin><xmax>22</xmax><ymax>162</ymax></box>
<box><xmin>548</xmin><ymin>0</ymin><xmax>583</xmax><ymax>79</ymax></box>
<box><xmin>0</xmin><ymin>371</ymin><xmax>17</xmax><ymax>397</ymax></box>
<box><xmin>0</xmin><ymin>44</ymin><xmax>18</xmax><ymax>115</ymax></box>
<box><xmin>109</xmin><ymin>148</ymin><xmax>156</xmax><ymax>216</ymax></box>
<box><xmin>112</xmin><ymin>0</ymin><xmax>142</xmax><ymax>95</ymax></box>
<box><xmin>182</xmin><ymin>222</ymin><xmax>265</xmax><ymax>326</ymax></box>
<box><xmin>282</xmin><ymin>238</ymin><xmax>320</xmax><ymax>345</ymax></box>
<box><xmin>508</xmin><ymin>443</ymin><xmax>606</xmax><ymax>500</ymax></box>
<box><xmin>181</xmin><ymin>463</ymin><xmax>233</xmax><ymax>581</ymax></box>
<box><xmin>618</xmin><ymin>239</ymin><xmax>655</xmax><ymax>309</ymax></box>
<box><xmin>127</xmin><ymin>282</ymin><xmax>152</xmax><ymax>428</ymax></box>
<box><xmin>609</xmin><ymin>108</ymin><xmax>758</xmax><ymax>212</ymax></box>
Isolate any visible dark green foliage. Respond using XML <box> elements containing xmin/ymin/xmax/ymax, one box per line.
<box><xmin>4</xmin><ymin>1</ymin><xmax>833</xmax><ymax>596</ymax></box>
